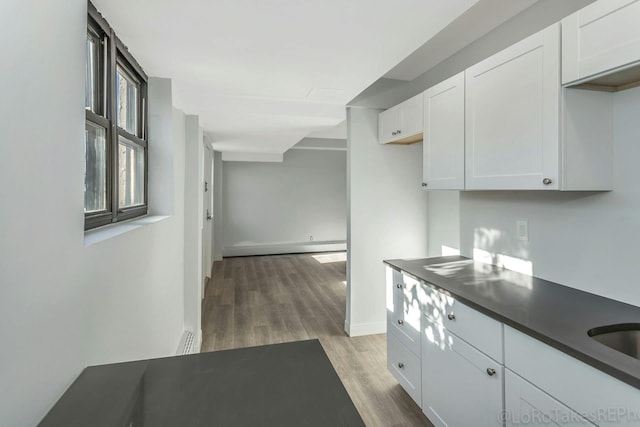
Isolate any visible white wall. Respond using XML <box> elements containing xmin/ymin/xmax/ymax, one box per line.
<box><xmin>0</xmin><ymin>4</ymin><xmax>187</xmax><ymax>426</ymax></box>
<box><xmin>213</xmin><ymin>150</ymin><xmax>224</xmax><ymax>261</ymax></box>
<box><xmin>346</xmin><ymin>107</ymin><xmax>428</xmax><ymax>336</ymax></box>
<box><xmin>222</xmin><ymin>148</ymin><xmax>347</xmax><ymax>256</ymax></box>
<box><xmin>460</xmin><ymin>87</ymin><xmax>640</xmax><ymax>307</ymax></box>
<box><xmin>427</xmin><ymin>191</ymin><xmax>460</xmax><ymax>256</ymax></box>
<box><xmin>184</xmin><ymin>115</ymin><xmax>203</xmax><ymax>347</ymax></box>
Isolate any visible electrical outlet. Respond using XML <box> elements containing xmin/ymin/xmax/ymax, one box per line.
<box><xmin>516</xmin><ymin>220</ymin><xmax>529</xmax><ymax>242</ymax></box>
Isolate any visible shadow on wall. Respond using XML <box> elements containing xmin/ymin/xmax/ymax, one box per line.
<box><xmin>473</xmin><ymin>227</ymin><xmax>532</xmax><ymax>276</ymax></box>
<box><xmin>464</xmin><ymin>190</ymin><xmax>608</xmax><ymax>281</ymax></box>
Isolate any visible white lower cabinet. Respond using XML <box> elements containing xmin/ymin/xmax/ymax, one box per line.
<box><xmin>505</xmin><ymin>326</ymin><xmax>640</xmax><ymax>427</ymax></box>
<box><xmin>387</xmin><ymin>269</ymin><xmax>640</xmax><ymax>426</ymax></box>
<box><xmin>386</xmin><ymin>268</ymin><xmax>422</xmax><ymax>405</ymax></box>
<box><xmin>422</xmin><ymin>317</ymin><xmax>503</xmax><ymax>427</ymax></box>
<box><xmin>505</xmin><ymin>369</ymin><xmax>595</xmax><ymax>427</ymax></box>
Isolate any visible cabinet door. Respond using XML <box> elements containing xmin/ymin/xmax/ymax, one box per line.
<box><xmin>378</xmin><ymin>105</ymin><xmax>400</xmax><ymax>144</ymax></box>
<box><xmin>505</xmin><ymin>370</ymin><xmax>595</xmax><ymax>427</ymax></box>
<box><xmin>423</xmin><ymin>72</ymin><xmax>465</xmax><ymax>190</ymax></box>
<box><xmin>563</xmin><ymin>0</ymin><xmax>640</xmax><ymax>85</ymax></box>
<box><xmin>422</xmin><ymin>318</ymin><xmax>503</xmax><ymax>427</ymax></box>
<box><xmin>465</xmin><ymin>25</ymin><xmax>560</xmax><ymax>190</ymax></box>
<box><xmin>505</xmin><ymin>326</ymin><xmax>640</xmax><ymax>427</ymax></box>
<box><xmin>399</xmin><ymin>93</ymin><xmax>424</xmax><ymax>139</ymax></box>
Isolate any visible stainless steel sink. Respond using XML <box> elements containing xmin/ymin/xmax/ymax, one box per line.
<box><xmin>588</xmin><ymin>324</ymin><xmax>640</xmax><ymax>360</ymax></box>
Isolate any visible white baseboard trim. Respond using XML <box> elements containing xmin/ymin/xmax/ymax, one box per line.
<box><xmin>223</xmin><ymin>241</ymin><xmax>346</xmax><ymax>257</ymax></box>
<box><xmin>344</xmin><ymin>320</ymin><xmax>387</xmax><ymax>337</ymax></box>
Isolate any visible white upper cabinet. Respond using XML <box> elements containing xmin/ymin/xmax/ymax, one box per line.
<box><xmin>465</xmin><ymin>25</ymin><xmax>561</xmax><ymax>190</ymax></box>
<box><xmin>464</xmin><ymin>23</ymin><xmax>613</xmax><ymax>191</ymax></box>
<box><xmin>378</xmin><ymin>104</ymin><xmax>400</xmax><ymax>144</ymax></box>
<box><xmin>422</xmin><ymin>71</ymin><xmax>465</xmax><ymax>190</ymax></box>
<box><xmin>378</xmin><ymin>93</ymin><xmax>424</xmax><ymax>144</ymax></box>
<box><xmin>563</xmin><ymin>0</ymin><xmax>640</xmax><ymax>88</ymax></box>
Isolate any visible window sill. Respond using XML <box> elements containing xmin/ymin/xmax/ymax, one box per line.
<box><xmin>84</xmin><ymin>215</ymin><xmax>170</xmax><ymax>247</ymax></box>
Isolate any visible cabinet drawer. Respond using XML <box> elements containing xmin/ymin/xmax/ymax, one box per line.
<box><xmin>505</xmin><ymin>369</ymin><xmax>595</xmax><ymax>427</ymax></box>
<box><xmin>422</xmin><ymin>317</ymin><xmax>503</xmax><ymax>427</ymax></box>
<box><xmin>395</xmin><ymin>273</ymin><xmax>421</xmax><ymax>312</ymax></box>
<box><xmin>387</xmin><ymin>313</ymin><xmax>420</xmax><ymax>356</ymax></box>
<box><xmin>387</xmin><ymin>271</ymin><xmax>421</xmax><ymax>355</ymax></box>
<box><xmin>388</xmin><ymin>269</ymin><xmax>420</xmax><ymax>313</ymax></box>
<box><xmin>505</xmin><ymin>326</ymin><xmax>640</xmax><ymax>427</ymax></box>
<box><xmin>388</xmin><ymin>333</ymin><xmax>421</xmax><ymax>405</ymax></box>
<box><xmin>422</xmin><ymin>284</ymin><xmax>503</xmax><ymax>362</ymax></box>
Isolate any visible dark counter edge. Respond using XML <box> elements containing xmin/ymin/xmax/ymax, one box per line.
<box><xmin>383</xmin><ymin>258</ymin><xmax>640</xmax><ymax>391</ymax></box>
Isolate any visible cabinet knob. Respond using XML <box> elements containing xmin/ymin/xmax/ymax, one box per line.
<box><xmin>398</xmin><ymin>363</ymin><xmax>405</xmax><ymax>369</ymax></box>
<box><xmin>397</xmin><ymin>129</ymin><xmax>402</xmax><ymax>134</ymax></box>
<box><xmin>392</xmin><ymin>131</ymin><xmax>397</xmax><ymax>136</ymax></box>
<box><xmin>396</xmin><ymin>283</ymin><xmax>403</xmax><ymax>289</ymax></box>
<box><xmin>486</xmin><ymin>368</ymin><xmax>496</xmax><ymax>376</ymax></box>
<box><xmin>421</xmin><ymin>182</ymin><xmax>428</xmax><ymax>187</ymax></box>
<box><xmin>543</xmin><ymin>178</ymin><xmax>553</xmax><ymax>185</ymax></box>
<box><xmin>397</xmin><ymin>319</ymin><xmax>404</xmax><ymax>326</ymax></box>
<box><xmin>447</xmin><ymin>313</ymin><xmax>456</xmax><ymax>321</ymax></box>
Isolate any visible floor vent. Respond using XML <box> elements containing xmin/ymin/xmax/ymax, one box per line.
<box><xmin>176</xmin><ymin>331</ymin><xmax>195</xmax><ymax>356</ymax></box>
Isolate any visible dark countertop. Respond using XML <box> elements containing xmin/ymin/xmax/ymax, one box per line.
<box><xmin>39</xmin><ymin>339</ymin><xmax>365</xmax><ymax>427</ymax></box>
<box><xmin>384</xmin><ymin>256</ymin><xmax>640</xmax><ymax>390</ymax></box>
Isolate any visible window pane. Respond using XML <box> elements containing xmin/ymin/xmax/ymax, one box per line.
<box><xmin>116</xmin><ymin>66</ymin><xmax>139</xmax><ymax>135</ymax></box>
<box><xmin>118</xmin><ymin>136</ymin><xmax>145</xmax><ymax>208</ymax></box>
<box><xmin>85</xmin><ymin>122</ymin><xmax>107</xmax><ymax>213</ymax></box>
<box><xmin>85</xmin><ymin>34</ymin><xmax>99</xmax><ymax>112</ymax></box>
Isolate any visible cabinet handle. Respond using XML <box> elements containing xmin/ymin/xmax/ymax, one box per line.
<box><xmin>543</xmin><ymin>178</ymin><xmax>553</xmax><ymax>185</ymax></box>
<box><xmin>392</xmin><ymin>131</ymin><xmax>397</xmax><ymax>136</ymax></box>
<box><xmin>396</xmin><ymin>283</ymin><xmax>403</xmax><ymax>289</ymax></box>
<box><xmin>397</xmin><ymin>319</ymin><xmax>404</xmax><ymax>326</ymax></box>
<box><xmin>421</xmin><ymin>182</ymin><xmax>428</xmax><ymax>187</ymax></box>
<box><xmin>486</xmin><ymin>368</ymin><xmax>496</xmax><ymax>376</ymax></box>
<box><xmin>398</xmin><ymin>363</ymin><xmax>405</xmax><ymax>369</ymax></box>
<box><xmin>397</xmin><ymin>129</ymin><xmax>402</xmax><ymax>134</ymax></box>
<box><xmin>447</xmin><ymin>313</ymin><xmax>456</xmax><ymax>321</ymax></box>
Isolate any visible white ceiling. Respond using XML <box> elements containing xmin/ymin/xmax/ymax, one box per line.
<box><xmin>92</xmin><ymin>0</ymin><xmax>482</xmax><ymax>155</ymax></box>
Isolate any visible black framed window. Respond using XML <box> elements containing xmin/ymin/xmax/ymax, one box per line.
<box><xmin>85</xmin><ymin>2</ymin><xmax>148</xmax><ymax>230</ymax></box>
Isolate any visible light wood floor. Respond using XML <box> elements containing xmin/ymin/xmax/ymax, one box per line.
<box><xmin>201</xmin><ymin>252</ymin><xmax>432</xmax><ymax>427</ymax></box>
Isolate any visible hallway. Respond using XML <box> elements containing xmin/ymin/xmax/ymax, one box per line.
<box><xmin>201</xmin><ymin>253</ymin><xmax>431</xmax><ymax>427</ymax></box>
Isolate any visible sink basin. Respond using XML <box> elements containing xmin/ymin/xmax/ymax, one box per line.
<box><xmin>588</xmin><ymin>324</ymin><xmax>640</xmax><ymax>360</ymax></box>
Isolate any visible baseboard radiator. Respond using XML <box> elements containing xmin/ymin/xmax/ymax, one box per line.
<box><xmin>176</xmin><ymin>330</ymin><xmax>196</xmax><ymax>356</ymax></box>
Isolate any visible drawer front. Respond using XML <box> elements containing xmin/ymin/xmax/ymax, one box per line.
<box><xmin>422</xmin><ymin>284</ymin><xmax>503</xmax><ymax>362</ymax></box>
<box><xmin>388</xmin><ymin>333</ymin><xmax>421</xmax><ymax>406</ymax></box>
<box><xmin>505</xmin><ymin>369</ymin><xmax>595</xmax><ymax>427</ymax></box>
<box><xmin>395</xmin><ymin>272</ymin><xmax>421</xmax><ymax>312</ymax></box>
<box><xmin>505</xmin><ymin>326</ymin><xmax>640</xmax><ymax>427</ymax></box>
<box><xmin>387</xmin><ymin>271</ymin><xmax>421</xmax><ymax>355</ymax></box>
<box><xmin>388</xmin><ymin>269</ymin><xmax>420</xmax><ymax>314</ymax></box>
<box><xmin>387</xmin><ymin>313</ymin><xmax>420</xmax><ymax>356</ymax></box>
